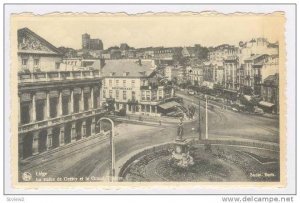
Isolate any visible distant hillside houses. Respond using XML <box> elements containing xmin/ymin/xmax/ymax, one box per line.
<box><xmin>57</xmin><ymin>33</ymin><xmax>279</xmax><ymax>113</ymax></box>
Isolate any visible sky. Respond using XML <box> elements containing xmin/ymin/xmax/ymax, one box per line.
<box><xmin>14</xmin><ymin>13</ymin><xmax>285</xmax><ymax>50</ymax></box>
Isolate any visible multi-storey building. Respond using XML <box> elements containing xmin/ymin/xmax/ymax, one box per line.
<box><xmin>223</xmin><ymin>56</ymin><xmax>239</xmax><ymax>90</ymax></box>
<box><xmin>261</xmin><ymin>55</ymin><xmax>279</xmax><ymax>82</ymax></box>
<box><xmin>239</xmin><ymin>38</ymin><xmax>279</xmax><ymax>62</ymax></box>
<box><xmin>101</xmin><ymin>59</ymin><xmax>174</xmax><ymax>116</ymax></box>
<box><xmin>186</xmin><ymin>65</ymin><xmax>204</xmax><ymax>86</ymax></box>
<box><xmin>164</xmin><ymin>65</ymin><xmax>181</xmax><ymax>81</ymax></box>
<box><xmin>243</xmin><ymin>54</ymin><xmax>269</xmax><ymax>95</ymax></box>
<box><xmin>260</xmin><ymin>74</ymin><xmax>279</xmax><ymax>114</ymax></box>
<box><xmin>82</xmin><ymin>33</ymin><xmax>103</xmax><ymax>50</ymax></box>
<box><xmin>18</xmin><ymin>28</ymin><xmax>104</xmax><ymax>160</ymax></box>
<box><xmin>208</xmin><ymin>44</ymin><xmax>238</xmax><ymax>62</ymax></box>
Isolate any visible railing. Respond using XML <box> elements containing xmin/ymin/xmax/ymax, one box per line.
<box><xmin>18</xmin><ymin>108</ymin><xmax>107</xmax><ymax>133</ymax></box>
<box><xmin>18</xmin><ymin>70</ymin><xmax>101</xmax><ymax>83</ymax></box>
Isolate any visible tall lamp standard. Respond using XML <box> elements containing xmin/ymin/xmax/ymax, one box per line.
<box><xmin>205</xmin><ymin>95</ymin><xmax>208</xmax><ymax>140</ymax></box>
<box><xmin>97</xmin><ymin>117</ymin><xmax>115</xmax><ymax>182</ymax></box>
<box><xmin>198</xmin><ymin>96</ymin><xmax>202</xmax><ymax>140</ymax></box>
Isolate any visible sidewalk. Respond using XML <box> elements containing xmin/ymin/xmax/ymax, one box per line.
<box><xmin>109</xmin><ymin>113</ymin><xmax>197</xmax><ymax>126</ymax></box>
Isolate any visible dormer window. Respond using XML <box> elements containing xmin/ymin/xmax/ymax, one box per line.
<box><xmin>110</xmin><ymin>72</ymin><xmax>116</xmax><ymax>76</ymax></box>
<box><xmin>123</xmin><ymin>72</ymin><xmax>130</xmax><ymax>76</ymax></box>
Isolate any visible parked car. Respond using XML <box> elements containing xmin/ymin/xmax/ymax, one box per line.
<box><xmin>232</xmin><ymin>108</ymin><xmax>238</xmax><ymax>112</ymax></box>
<box><xmin>254</xmin><ymin>106</ymin><xmax>264</xmax><ymax>114</ymax></box>
<box><xmin>188</xmin><ymin>90</ymin><xmax>195</xmax><ymax>95</ymax></box>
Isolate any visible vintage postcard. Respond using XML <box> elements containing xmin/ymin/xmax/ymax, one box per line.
<box><xmin>10</xmin><ymin>10</ymin><xmax>286</xmax><ymax>189</ymax></box>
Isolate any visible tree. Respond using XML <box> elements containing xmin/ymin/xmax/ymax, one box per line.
<box><xmin>194</xmin><ymin>44</ymin><xmax>209</xmax><ymax>60</ymax></box>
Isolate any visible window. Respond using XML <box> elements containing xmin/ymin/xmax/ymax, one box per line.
<box><xmin>131</xmin><ymin>80</ymin><xmax>135</xmax><ymax>87</ymax></box>
<box><xmin>55</xmin><ymin>62</ymin><xmax>60</xmax><ymax>69</ymax></box>
<box><xmin>132</xmin><ymin>91</ymin><xmax>135</xmax><ymax>100</ymax></box>
<box><xmin>22</xmin><ymin>59</ymin><xmax>28</xmax><ymax>68</ymax></box>
<box><xmin>141</xmin><ymin>91</ymin><xmax>145</xmax><ymax>100</ymax></box>
<box><xmin>109</xmin><ymin>90</ymin><xmax>113</xmax><ymax>98</ymax></box>
<box><xmin>123</xmin><ymin>91</ymin><xmax>127</xmax><ymax>100</ymax></box>
<box><xmin>34</xmin><ymin>59</ymin><xmax>39</xmax><ymax>68</ymax></box>
<box><xmin>123</xmin><ymin>80</ymin><xmax>126</xmax><ymax>87</ymax></box>
<box><xmin>109</xmin><ymin>80</ymin><xmax>112</xmax><ymax>86</ymax></box>
<box><xmin>103</xmin><ymin>90</ymin><xmax>106</xmax><ymax>98</ymax></box>
<box><xmin>146</xmin><ymin>91</ymin><xmax>151</xmax><ymax>101</ymax></box>
<box><xmin>116</xmin><ymin>90</ymin><xmax>119</xmax><ymax>100</ymax></box>
<box><xmin>158</xmin><ymin>90</ymin><xmax>163</xmax><ymax>99</ymax></box>
<box><xmin>116</xmin><ymin>80</ymin><xmax>119</xmax><ymax>87</ymax></box>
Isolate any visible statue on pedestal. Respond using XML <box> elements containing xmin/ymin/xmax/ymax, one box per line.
<box><xmin>177</xmin><ymin>119</ymin><xmax>184</xmax><ymax>141</ymax></box>
<box><xmin>171</xmin><ymin>118</ymin><xmax>194</xmax><ymax>168</ymax></box>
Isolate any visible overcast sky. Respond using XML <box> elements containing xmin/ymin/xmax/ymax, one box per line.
<box><xmin>14</xmin><ymin>13</ymin><xmax>284</xmax><ymax>49</ymax></box>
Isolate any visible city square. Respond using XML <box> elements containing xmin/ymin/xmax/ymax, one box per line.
<box><xmin>16</xmin><ymin>14</ymin><xmax>281</xmax><ymax>183</ymax></box>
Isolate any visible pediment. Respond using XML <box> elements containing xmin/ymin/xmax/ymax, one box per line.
<box><xmin>18</xmin><ymin>28</ymin><xmax>60</xmax><ymax>55</ymax></box>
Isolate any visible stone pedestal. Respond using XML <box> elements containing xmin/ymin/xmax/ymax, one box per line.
<box><xmin>172</xmin><ymin>139</ymin><xmax>194</xmax><ymax>168</ymax></box>
<box><xmin>173</xmin><ymin>139</ymin><xmax>188</xmax><ymax>159</ymax></box>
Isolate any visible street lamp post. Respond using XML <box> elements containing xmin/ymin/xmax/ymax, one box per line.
<box><xmin>198</xmin><ymin>97</ymin><xmax>202</xmax><ymax>140</ymax></box>
<box><xmin>97</xmin><ymin>117</ymin><xmax>115</xmax><ymax>182</ymax></box>
<box><xmin>205</xmin><ymin>95</ymin><xmax>208</xmax><ymax>140</ymax></box>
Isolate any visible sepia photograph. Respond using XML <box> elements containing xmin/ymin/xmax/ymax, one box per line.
<box><xmin>5</xmin><ymin>4</ymin><xmax>294</xmax><ymax>193</ymax></box>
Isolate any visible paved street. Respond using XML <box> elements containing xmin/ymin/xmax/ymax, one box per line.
<box><xmin>20</xmin><ymin>93</ymin><xmax>279</xmax><ymax>181</ymax></box>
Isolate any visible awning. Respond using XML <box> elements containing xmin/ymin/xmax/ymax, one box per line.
<box><xmin>259</xmin><ymin>101</ymin><xmax>275</xmax><ymax>108</ymax></box>
<box><xmin>224</xmin><ymin>89</ymin><xmax>238</xmax><ymax>93</ymax></box>
<box><xmin>244</xmin><ymin>95</ymin><xmax>252</xmax><ymax>101</ymax></box>
<box><xmin>158</xmin><ymin>101</ymin><xmax>181</xmax><ymax>110</ymax></box>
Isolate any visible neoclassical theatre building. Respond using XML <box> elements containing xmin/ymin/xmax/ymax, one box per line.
<box><xmin>17</xmin><ymin>28</ymin><xmax>105</xmax><ymax>160</ymax></box>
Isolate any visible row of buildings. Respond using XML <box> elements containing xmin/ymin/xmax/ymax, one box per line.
<box><xmin>17</xmin><ymin>28</ymin><xmax>176</xmax><ymax>160</ymax></box>
<box><xmin>17</xmin><ymin>27</ymin><xmax>280</xmax><ymax>161</ymax></box>
<box><xmin>164</xmin><ymin>39</ymin><xmax>280</xmax><ymax>114</ymax></box>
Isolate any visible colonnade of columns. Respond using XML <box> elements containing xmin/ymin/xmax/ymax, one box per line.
<box><xmin>114</xmin><ymin>102</ymin><xmax>158</xmax><ymax>114</ymax></box>
<box><xmin>19</xmin><ymin>117</ymin><xmax>98</xmax><ymax>159</ymax></box>
<box><xmin>19</xmin><ymin>86</ymin><xmax>100</xmax><ymax>125</ymax></box>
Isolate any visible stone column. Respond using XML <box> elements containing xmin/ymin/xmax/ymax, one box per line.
<box><xmin>80</xmin><ymin>89</ymin><xmax>84</xmax><ymax>112</ymax></box>
<box><xmin>91</xmin><ymin>117</ymin><xmax>96</xmax><ymax>136</ymax></box>
<box><xmin>59</xmin><ymin>126</ymin><xmax>65</xmax><ymax>146</ymax></box>
<box><xmin>224</xmin><ymin>65</ymin><xmax>227</xmax><ymax>88</ymax></box>
<box><xmin>58</xmin><ymin>91</ymin><xmax>62</xmax><ymax>116</ymax></box>
<box><xmin>32</xmin><ymin>132</ymin><xmax>39</xmax><ymax>155</ymax></box>
<box><xmin>46</xmin><ymin>92</ymin><xmax>50</xmax><ymax>118</ymax></box>
<box><xmin>82</xmin><ymin>121</ymin><xmax>86</xmax><ymax>138</ymax></box>
<box><xmin>91</xmin><ymin>87</ymin><xmax>94</xmax><ymax>109</ymax></box>
<box><xmin>32</xmin><ymin>94</ymin><xmax>36</xmax><ymax>122</ymax></box>
<box><xmin>18</xmin><ymin>95</ymin><xmax>21</xmax><ymax>125</ymax></box>
<box><xmin>70</xmin><ymin>90</ymin><xmax>74</xmax><ymax>114</ymax></box>
<box><xmin>19</xmin><ymin>136</ymin><xmax>23</xmax><ymax>160</ymax></box>
<box><xmin>155</xmin><ymin>106</ymin><xmax>157</xmax><ymax>114</ymax></box>
<box><xmin>233</xmin><ymin>63</ymin><xmax>236</xmax><ymax>90</ymax></box>
<box><xmin>46</xmin><ymin>128</ymin><xmax>53</xmax><ymax>150</ymax></box>
<box><xmin>71</xmin><ymin>122</ymin><xmax>77</xmax><ymax>142</ymax></box>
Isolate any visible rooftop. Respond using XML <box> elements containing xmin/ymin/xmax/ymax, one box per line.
<box><xmin>244</xmin><ymin>54</ymin><xmax>268</xmax><ymax>62</ymax></box>
<box><xmin>101</xmin><ymin>59</ymin><xmax>156</xmax><ymax>77</ymax></box>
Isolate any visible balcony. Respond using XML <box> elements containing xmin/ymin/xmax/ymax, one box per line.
<box><xmin>18</xmin><ymin>70</ymin><xmax>101</xmax><ymax>83</ymax></box>
<box><xmin>18</xmin><ymin>107</ymin><xmax>106</xmax><ymax>134</ymax></box>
